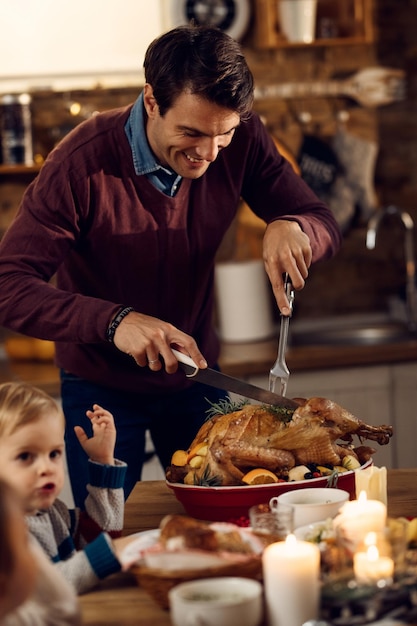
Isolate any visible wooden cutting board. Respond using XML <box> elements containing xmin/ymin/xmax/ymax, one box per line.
<box><xmin>255</xmin><ymin>67</ymin><xmax>406</xmax><ymax>108</ymax></box>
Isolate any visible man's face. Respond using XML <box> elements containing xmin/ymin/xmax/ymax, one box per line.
<box><xmin>0</xmin><ymin>412</ymin><xmax>66</xmax><ymax>514</ymax></box>
<box><xmin>143</xmin><ymin>85</ymin><xmax>240</xmax><ymax>179</ymax></box>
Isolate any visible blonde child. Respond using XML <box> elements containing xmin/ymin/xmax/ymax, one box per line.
<box><xmin>0</xmin><ymin>478</ymin><xmax>81</xmax><ymax>625</ymax></box>
<box><xmin>0</xmin><ymin>381</ymin><xmax>133</xmax><ymax>595</ymax></box>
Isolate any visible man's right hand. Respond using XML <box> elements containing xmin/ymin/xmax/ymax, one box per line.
<box><xmin>112</xmin><ymin>310</ymin><xmax>207</xmax><ymax>373</ymax></box>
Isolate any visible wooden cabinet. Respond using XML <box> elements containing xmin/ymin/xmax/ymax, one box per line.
<box><xmin>248</xmin><ymin>366</ymin><xmax>394</xmax><ymax>469</ymax></box>
<box><xmin>391</xmin><ymin>363</ymin><xmax>417</xmax><ymax>470</ymax></box>
<box><xmin>246</xmin><ymin>361</ymin><xmax>417</xmax><ymax>471</ymax></box>
<box><xmin>0</xmin><ymin>164</ymin><xmax>40</xmax><ymax>176</ymax></box>
<box><xmin>253</xmin><ymin>0</ymin><xmax>374</xmax><ymax>49</ymax></box>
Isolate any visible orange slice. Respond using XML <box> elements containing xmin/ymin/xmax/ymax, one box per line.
<box><xmin>171</xmin><ymin>449</ymin><xmax>188</xmax><ymax>467</ymax></box>
<box><xmin>242</xmin><ymin>468</ymin><xmax>279</xmax><ymax>485</ymax></box>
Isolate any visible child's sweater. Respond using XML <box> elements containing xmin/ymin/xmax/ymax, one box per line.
<box><xmin>27</xmin><ymin>459</ymin><xmax>127</xmax><ymax>594</ymax></box>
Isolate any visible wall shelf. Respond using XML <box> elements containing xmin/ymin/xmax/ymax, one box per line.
<box><xmin>0</xmin><ymin>164</ymin><xmax>41</xmax><ymax>176</ymax></box>
<box><xmin>253</xmin><ymin>0</ymin><xmax>374</xmax><ymax>49</ymax></box>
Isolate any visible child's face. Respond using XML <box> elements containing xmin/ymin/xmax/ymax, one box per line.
<box><xmin>0</xmin><ymin>411</ymin><xmax>66</xmax><ymax>514</ymax></box>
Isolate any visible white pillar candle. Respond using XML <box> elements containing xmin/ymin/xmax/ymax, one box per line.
<box><xmin>354</xmin><ymin>542</ymin><xmax>394</xmax><ymax>585</ymax></box>
<box><xmin>334</xmin><ymin>491</ymin><xmax>387</xmax><ymax>549</ymax></box>
<box><xmin>262</xmin><ymin>534</ymin><xmax>320</xmax><ymax>626</ymax></box>
<box><xmin>355</xmin><ymin>466</ymin><xmax>387</xmax><ymax>505</ymax></box>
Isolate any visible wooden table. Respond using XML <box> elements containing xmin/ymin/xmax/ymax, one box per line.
<box><xmin>79</xmin><ymin>471</ymin><xmax>417</xmax><ymax>625</ymax></box>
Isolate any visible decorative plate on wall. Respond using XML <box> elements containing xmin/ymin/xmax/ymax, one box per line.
<box><xmin>168</xmin><ymin>0</ymin><xmax>251</xmax><ymax>41</ymax></box>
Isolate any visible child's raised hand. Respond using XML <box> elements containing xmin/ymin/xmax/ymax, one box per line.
<box><xmin>74</xmin><ymin>404</ymin><xmax>116</xmax><ymax>465</ymax></box>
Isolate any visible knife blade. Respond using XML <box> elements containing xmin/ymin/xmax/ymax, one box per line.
<box><xmin>172</xmin><ymin>349</ymin><xmax>299</xmax><ymax>410</ymax></box>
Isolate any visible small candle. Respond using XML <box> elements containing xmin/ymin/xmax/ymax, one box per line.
<box><xmin>354</xmin><ymin>538</ymin><xmax>394</xmax><ymax>586</ymax></box>
<box><xmin>262</xmin><ymin>534</ymin><xmax>320</xmax><ymax>626</ymax></box>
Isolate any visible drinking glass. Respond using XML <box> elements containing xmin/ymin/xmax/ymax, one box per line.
<box><xmin>249</xmin><ymin>502</ymin><xmax>293</xmax><ymax>541</ymax></box>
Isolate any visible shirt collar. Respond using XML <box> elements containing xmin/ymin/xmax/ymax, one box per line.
<box><xmin>124</xmin><ymin>92</ymin><xmax>182</xmax><ymax>196</ymax></box>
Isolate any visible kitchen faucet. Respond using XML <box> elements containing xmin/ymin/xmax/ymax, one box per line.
<box><xmin>366</xmin><ymin>205</ymin><xmax>417</xmax><ymax>332</ymax></box>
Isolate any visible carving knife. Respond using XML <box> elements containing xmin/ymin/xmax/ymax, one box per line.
<box><xmin>172</xmin><ymin>349</ymin><xmax>299</xmax><ymax>410</ymax></box>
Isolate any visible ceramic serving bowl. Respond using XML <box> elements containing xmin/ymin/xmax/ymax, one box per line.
<box><xmin>169</xmin><ymin>577</ymin><xmax>263</xmax><ymax>626</ymax></box>
<box><xmin>166</xmin><ymin>459</ymin><xmax>372</xmax><ymax>522</ymax></box>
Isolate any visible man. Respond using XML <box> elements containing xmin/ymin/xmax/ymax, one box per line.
<box><xmin>0</xmin><ymin>25</ymin><xmax>341</xmax><ymax>506</ymax></box>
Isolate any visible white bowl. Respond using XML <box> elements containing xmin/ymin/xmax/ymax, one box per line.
<box><xmin>168</xmin><ymin>576</ymin><xmax>263</xmax><ymax>626</ymax></box>
<box><xmin>271</xmin><ymin>487</ymin><xmax>350</xmax><ymax>529</ymax></box>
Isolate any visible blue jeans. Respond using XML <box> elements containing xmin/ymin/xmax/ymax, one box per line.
<box><xmin>61</xmin><ymin>370</ymin><xmax>229</xmax><ymax>508</ymax></box>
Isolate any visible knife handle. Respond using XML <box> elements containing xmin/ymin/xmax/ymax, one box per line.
<box><xmin>171</xmin><ymin>348</ymin><xmax>199</xmax><ymax>377</ymax></box>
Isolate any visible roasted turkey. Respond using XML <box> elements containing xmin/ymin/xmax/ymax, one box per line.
<box><xmin>166</xmin><ymin>397</ymin><xmax>393</xmax><ymax>486</ymax></box>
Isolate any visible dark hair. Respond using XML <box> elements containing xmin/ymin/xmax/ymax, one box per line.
<box><xmin>143</xmin><ymin>24</ymin><xmax>254</xmax><ymax>118</ymax></box>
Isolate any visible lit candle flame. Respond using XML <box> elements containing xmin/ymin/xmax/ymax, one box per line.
<box><xmin>358</xmin><ymin>490</ymin><xmax>368</xmax><ymax>503</ymax></box>
<box><xmin>364</xmin><ymin>531</ymin><xmax>378</xmax><ymax>547</ymax></box>
<box><xmin>284</xmin><ymin>533</ymin><xmax>297</xmax><ymax>549</ymax></box>
<box><xmin>366</xmin><ymin>544</ymin><xmax>380</xmax><ymax>561</ymax></box>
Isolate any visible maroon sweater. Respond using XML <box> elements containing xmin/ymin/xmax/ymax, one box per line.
<box><xmin>0</xmin><ymin>106</ymin><xmax>341</xmax><ymax>393</ymax></box>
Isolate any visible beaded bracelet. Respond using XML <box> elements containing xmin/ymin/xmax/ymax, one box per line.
<box><xmin>106</xmin><ymin>306</ymin><xmax>134</xmax><ymax>343</ymax></box>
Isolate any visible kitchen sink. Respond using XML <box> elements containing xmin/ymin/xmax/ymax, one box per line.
<box><xmin>289</xmin><ymin>313</ymin><xmax>416</xmax><ymax>347</ymax></box>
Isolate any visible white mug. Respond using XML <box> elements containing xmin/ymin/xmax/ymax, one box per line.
<box><xmin>270</xmin><ymin>488</ymin><xmax>349</xmax><ymax>529</ymax></box>
<box><xmin>278</xmin><ymin>0</ymin><xmax>318</xmax><ymax>43</ymax></box>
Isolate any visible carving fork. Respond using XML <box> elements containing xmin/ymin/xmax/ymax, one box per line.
<box><xmin>269</xmin><ymin>274</ymin><xmax>294</xmax><ymax>396</ymax></box>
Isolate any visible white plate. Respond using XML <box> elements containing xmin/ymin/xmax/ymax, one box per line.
<box><xmin>119</xmin><ymin>529</ymin><xmax>160</xmax><ymax>567</ymax></box>
<box><xmin>294</xmin><ymin>519</ymin><xmax>335</xmax><ymax>543</ymax></box>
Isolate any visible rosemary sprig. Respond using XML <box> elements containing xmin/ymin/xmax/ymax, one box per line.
<box><xmin>194</xmin><ymin>465</ymin><xmax>223</xmax><ymax>486</ymax></box>
<box><xmin>326</xmin><ymin>469</ymin><xmax>340</xmax><ymax>488</ymax></box>
<box><xmin>262</xmin><ymin>404</ymin><xmax>295</xmax><ymax>423</ymax></box>
<box><xmin>204</xmin><ymin>396</ymin><xmax>295</xmax><ymax>423</ymax></box>
<box><xmin>204</xmin><ymin>396</ymin><xmax>248</xmax><ymax>420</ymax></box>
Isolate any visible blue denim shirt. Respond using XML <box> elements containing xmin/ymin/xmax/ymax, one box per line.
<box><xmin>124</xmin><ymin>92</ymin><xmax>182</xmax><ymax>197</ymax></box>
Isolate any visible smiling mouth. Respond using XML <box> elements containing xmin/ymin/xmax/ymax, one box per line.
<box><xmin>184</xmin><ymin>152</ymin><xmax>204</xmax><ymax>164</ymax></box>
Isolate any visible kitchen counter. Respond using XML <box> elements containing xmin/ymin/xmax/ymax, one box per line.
<box><xmin>0</xmin><ymin>337</ymin><xmax>417</xmax><ymax>397</ymax></box>
<box><xmin>219</xmin><ymin>336</ymin><xmax>417</xmax><ymax>378</ymax></box>
<box><xmin>0</xmin><ymin>358</ymin><xmax>62</xmax><ymax>396</ymax></box>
